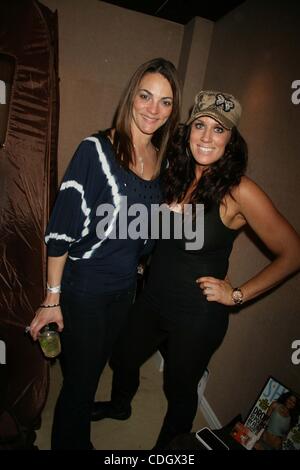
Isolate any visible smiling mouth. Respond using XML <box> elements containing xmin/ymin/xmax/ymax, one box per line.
<box><xmin>142</xmin><ymin>115</ymin><xmax>158</xmax><ymax>123</ymax></box>
<box><xmin>198</xmin><ymin>146</ymin><xmax>214</xmax><ymax>153</ymax></box>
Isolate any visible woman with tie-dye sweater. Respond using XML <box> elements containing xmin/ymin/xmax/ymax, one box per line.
<box><xmin>29</xmin><ymin>57</ymin><xmax>181</xmax><ymax>450</ymax></box>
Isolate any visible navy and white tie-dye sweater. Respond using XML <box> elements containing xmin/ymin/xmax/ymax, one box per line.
<box><xmin>45</xmin><ymin>133</ymin><xmax>161</xmax><ymax>294</ymax></box>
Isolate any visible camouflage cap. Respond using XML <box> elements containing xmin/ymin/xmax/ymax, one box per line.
<box><xmin>186</xmin><ymin>90</ymin><xmax>242</xmax><ymax>130</ymax></box>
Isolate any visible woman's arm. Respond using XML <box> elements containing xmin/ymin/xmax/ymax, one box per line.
<box><xmin>197</xmin><ymin>177</ymin><xmax>300</xmax><ymax>305</ymax></box>
<box><xmin>266</xmin><ymin>401</ymin><xmax>278</xmax><ymax>417</ymax></box>
<box><xmin>30</xmin><ymin>254</ymin><xmax>67</xmax><ymax>340</ymax></box>
<box><xmin>233</xmin><ymin>177</ymin><xmax>300</xmax><ymax>302</ymax></box>
<box><xmin>29</xmin><ymin>140</ymin><xmax>102</xmax><ymax>338</ymax></box>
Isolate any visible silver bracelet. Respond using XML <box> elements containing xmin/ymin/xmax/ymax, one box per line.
<box><xmin>47</xmin><ymin>283</ymin><xmax>61</xmax><ymax>294</ymax></box>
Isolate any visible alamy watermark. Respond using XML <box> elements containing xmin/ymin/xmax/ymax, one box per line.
<box><xmin>0</xmin><ymin>80</ymin><xmax>6</xmax><ymax>104</ymax></box>
<box><xmin>291</xmin><ymin>339</ymin><xmax>300</xmax><ymax>365</ymax></box>
<box><xmin>291</xmin><ymin>80</ymin><xmax>300</xmax><ymax>105</ymax></box>
<box><xmin>0</xmin><ymin>340</ymin><xmax>6</xmax><ymax>364</ymax></box>
<box><xmin>96</xmin><ymin>197</ymin><xmax>204</xmax><ymax>250</ymax></box>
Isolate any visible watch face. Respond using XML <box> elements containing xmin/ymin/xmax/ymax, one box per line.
<box><xmin>233</xmin><ymin>289</ymin><xmax>243</xmax><ymax>304</ymax></box>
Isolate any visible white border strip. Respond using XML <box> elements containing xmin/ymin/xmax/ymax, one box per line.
<box><xmin>199</xmin><ymin>397</ymin><xmax>222</xmax><ymax>429</ymax></box>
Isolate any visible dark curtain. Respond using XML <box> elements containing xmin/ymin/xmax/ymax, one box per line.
<box><xmin>0</xmin><ymin>0</ymin><xmax>59</xmax><ymax>449</ymax></box>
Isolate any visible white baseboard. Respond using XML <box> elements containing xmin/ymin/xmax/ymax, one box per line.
<box><xmin>199</xmin><ymin>396</ymin><xmax>222</xmax><ymax>429</ymax></box>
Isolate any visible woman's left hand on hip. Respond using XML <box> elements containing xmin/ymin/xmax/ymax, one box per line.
<box><xmin>196</xmin><ymin>276</ymin><xmax>234</xmax><ymax>305</ymax></box>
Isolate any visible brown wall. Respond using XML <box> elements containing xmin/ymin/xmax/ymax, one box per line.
<box><xmin>42</xmin><ymin>0</ymin><xmax>300</xmax><ymax>426</ymax></box>
<box><xmin>178</xmin><ymin>17</ymin><xmax>214</xmax><ymax>120</ymax></box>
<box><xmin>203</xmin><ymin>0</ymin><xmax>300</xmax><ymax>424</ymax></box>
<box><xmin>42</xmin><ymin>0</ymin><xmax>184</xmax><ymax>179</ymax></box>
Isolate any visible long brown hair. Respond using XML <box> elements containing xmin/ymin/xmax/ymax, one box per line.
<box><xmin>112</xmin><ymin>57</ymin><xmax>181</xmax><ymax>170</ymax></box>
<box><xmin>162</xmin><ymin>124</ymin><xmax>248</xmax><ymax>209</ymax></box>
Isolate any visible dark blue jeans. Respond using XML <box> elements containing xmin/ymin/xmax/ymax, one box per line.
<box><xmin>51</xmin><ymin>286</ymin><xmax>135</xmax><ymax>450</ymax></box>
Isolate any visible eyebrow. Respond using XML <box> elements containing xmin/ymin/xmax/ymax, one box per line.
<box><xmin>138</xmin><ymin>88</ymin><xmax>173</xmax><ymax>100</ymax></box>
<box><xmin>194</xmin><ymin>118</ymin><xmax>224</xmax><ymax>127</ymax></box>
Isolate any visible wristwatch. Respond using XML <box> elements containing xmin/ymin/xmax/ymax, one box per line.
<box><xmin>232</xmin><ymin>287</ymin><xmax>243</xmax><ymax>305</ymax></box>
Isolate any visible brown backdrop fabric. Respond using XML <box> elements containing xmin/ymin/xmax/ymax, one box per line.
<box><xmin>0</xmin><ymin>0</ymin><xmax>59</xmax><ymax>448</ymax></box>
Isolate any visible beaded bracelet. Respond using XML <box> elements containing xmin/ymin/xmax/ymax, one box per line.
<box><xmin>40</xmin><ymin>304</ymin><xmax>60</xmax><ymax>308</ymax></box>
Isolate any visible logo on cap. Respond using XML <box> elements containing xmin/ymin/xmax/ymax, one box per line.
<box><xmin>187</xmin><ymin>90</ymin><xmax>242</xmax><ymax>129</ymax></box>
<box><xmin>215</xmin><ymin>94</ymin><xmax>234</xmax><ymax>112</ymax></box>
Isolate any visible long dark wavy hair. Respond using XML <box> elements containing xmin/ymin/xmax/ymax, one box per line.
<box><xmin>162</xmin><ymin>122</ymin><xmax>248</xmax><ymax>208</ymax></box>
<box><xmin>277</xmin><ymin>391</ymin><xmax>299</xmax><ymax>428</ymax></box>
<box><xmin>110</xmin><ymin>57</ymin><xmax>181</xmax><ymax>170</ymax></box>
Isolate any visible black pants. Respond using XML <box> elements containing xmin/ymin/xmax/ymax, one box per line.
<box><xmin>51</xmin><ymin>287</ymin><xmax>135</xmax><ymax>450</ymax></box>
<box><xmin>110</xmin><ymin>293</ymin><xmax>229</xmax><ymax>449</ymax></box>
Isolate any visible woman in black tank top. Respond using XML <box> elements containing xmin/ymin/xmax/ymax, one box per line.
<box><xmin>92</xmin><ymin>90</ymin><xmax>300</xmax><ymax>450</ymax></box>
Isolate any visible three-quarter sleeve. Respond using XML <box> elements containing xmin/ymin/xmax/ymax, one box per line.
<box><xmin>45</xmin><ymin>139</ymin><xmax>104</xmax><ymax>256</ymax></box>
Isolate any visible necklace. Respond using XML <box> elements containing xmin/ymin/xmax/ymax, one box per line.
<box><xmin>133</xmin><ymin>144</ymin><xmax>144</xmax><ymax>176</ymax></box>
<box><xmin>137</xmin><ymin>156</ymin><xmax>144</xmax><ymax>176</ymax></box>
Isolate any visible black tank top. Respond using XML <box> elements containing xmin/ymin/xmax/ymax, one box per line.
<box><xmin>144</xmin><ymin>204</ymin><xmax>239</xmax><ymax>316</ymax></box>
